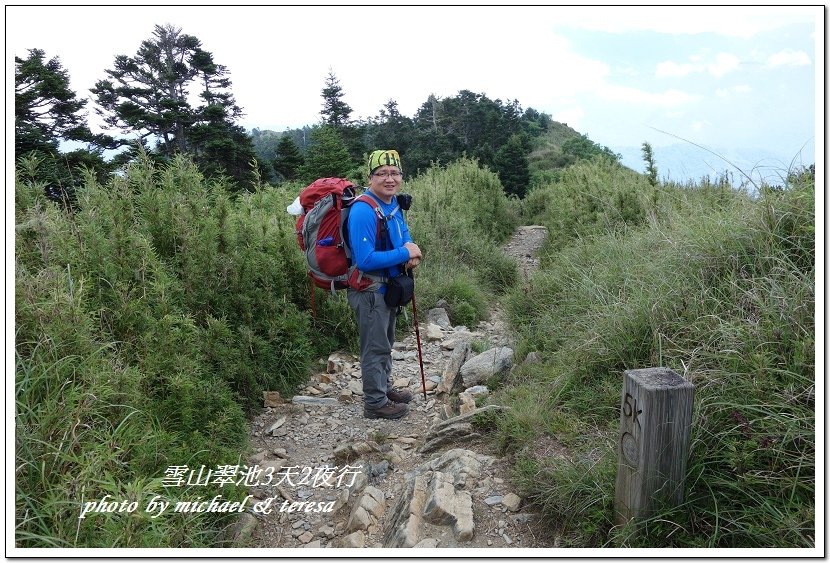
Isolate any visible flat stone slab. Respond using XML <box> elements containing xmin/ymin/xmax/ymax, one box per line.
<box><xmin>291</xmin><ymin>396</ymin><xmax>339</xmax><ymax>406</ymax></box>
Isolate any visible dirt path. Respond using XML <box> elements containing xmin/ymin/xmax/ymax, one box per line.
<box><xmin>238</xmin><ymin>225</ymin><xmax>549</xmax><ymax>550</ymax></box>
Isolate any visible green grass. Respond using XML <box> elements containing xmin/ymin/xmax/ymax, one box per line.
<box><xmin>16</xmin><ymin>147</ymin><xmax>813</xmax><ymax>549</ymax></box>
<box><xmin>14</xmin><ymin>155</ymin><xmax>289</xmax><ymax>547</ymax></box>
<box><xmin>400</xmin><ymin>157</ymin><xmax>520</xmax><ymax>326</ymax></box>
<box><xmin>499</xmin><ymin>162</ymin><xmax>814</xmax><ymax>548</ymax></box>
<box><xmin>14</xmin><ymin>154</ymin><xmax>522</xmax><ymax>547</ymax></box>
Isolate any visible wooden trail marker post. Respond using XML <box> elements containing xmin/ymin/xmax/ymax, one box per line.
<box><xmin>614</xmin><ymin>368</ymin><xmax>695</xmax><ymax>527</ymax></box>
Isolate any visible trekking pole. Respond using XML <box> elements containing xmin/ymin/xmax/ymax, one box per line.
<box><xmin>408</xmin><ymin>269</ymin><xmax>428</xmax><ymax>400</ymax></box>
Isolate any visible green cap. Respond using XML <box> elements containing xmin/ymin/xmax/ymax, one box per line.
<box><xmin>368</xmin><ymin>149</ymin><xmax>402</xmax><ymax>175</ymax></box>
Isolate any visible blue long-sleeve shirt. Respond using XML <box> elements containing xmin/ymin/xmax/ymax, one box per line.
<box><xmin>348</xmin><ymin>191</ymin><xmax>413</xmax><ymax>282</ymax></box>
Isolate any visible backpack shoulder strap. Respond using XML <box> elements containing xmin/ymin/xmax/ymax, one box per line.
<box><xmin>354</xmin><ymin>192</ymin><xmax>382</xmax><ymax>215</ymax></box>
<box><xmin>348</xmin><ymin>193</ymin><xmax>391</xmax><ymax>288</ymax></box>
<box><xmin>353</xmin><ymin>193</ymin><xmax>401</xmax><ymax>257</ymax></box>
<box><xmin>355</xmin><ymin>193</ymin><xmax>400</xmax><ymax>221</ymax></box>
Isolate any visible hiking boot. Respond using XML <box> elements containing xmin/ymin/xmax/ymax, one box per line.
<box><xmin>364</xmin><ymin>401</ymin><xmax>410</xmax><ymax>420</ymax></box>
<box><xmin>387</xmin><ymin>387</ymin><xmax>413</xmax><ymax>404</ymax></box>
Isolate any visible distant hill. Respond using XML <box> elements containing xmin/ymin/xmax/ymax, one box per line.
<box><xmin>527</xmin><ymin>121</ymin><xmax>590</xmax><ymax>173</ymax></box>
<box><xmin>251</xmin><ymin>118</ymin><xmax>812</xmax><ymax>192</ymax></box>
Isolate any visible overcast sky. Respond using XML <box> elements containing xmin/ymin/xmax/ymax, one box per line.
<box><xmin>7</xmin><ymin>4</ymin><xmax>822</xmax><ymax>180</ymax></box>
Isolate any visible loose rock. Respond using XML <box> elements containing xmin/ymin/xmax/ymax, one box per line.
<box><xmin>459</xmin><ymin>347</ymin><xmax>514</xmax><ymax>387</ymax></box>
<box><xmin>502</xmin><ymin>493</ymin><xmax>522</xmax><ymax>512</ymax></box>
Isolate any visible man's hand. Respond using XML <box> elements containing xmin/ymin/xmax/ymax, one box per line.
<box><xmin>404</xmin><ymin>242</ymin><xmax>422</xmax><ymax>260</ymax></box>
<box><xmin>403</xmin><ymin>242</ymin><xmax>422</xmax><ymax>271</ymax></box>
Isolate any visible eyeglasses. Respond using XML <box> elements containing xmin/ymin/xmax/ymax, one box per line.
<box><xmin>372</xmin><ymin>171</ymin><xmax>403</xmax><ymax>179</ymax></box>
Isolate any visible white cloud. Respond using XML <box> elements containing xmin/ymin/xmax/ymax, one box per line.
<box><xmin>766</xmin><ymin>49</ymin><xmax>812</xmax><ymax>67</ymax></box>
<box><xmin>716</xmin><ymin>85</ymin><xmax>752</xmax><ymax>97</ymax></box>
<box><xmin>656</xmin><ymin>61</ymin><xmax>696</xmax><ymax>78</ymax></box>
<box><xmin>708</xmin><ymin>53</ymin><xmax>740</xmax><ymax>77</ymax></box>
<box><xmin>600</xmin><ymin>85</ymin><xmax>699</xmax><ymax>107</ymax></box>
<box><xmin>656</xmin><ymin>53</ymin><xmax>740</xmax><ymax>78</ymax></box>
<box><xmin>553</xmin><ymin>107</ymin><xmax>585</xmax><ymax>129</ymax></box>
<box><xmin>546</xmin><ymin>5</ymin><xmax>819</xmax><ymax>39</ymax></box>
<box><xmin>690</xmin><ymin>120</ymin><xmax>708</xmax><ymax>132</ymax></box>
<box><xmin>6</xmin><ymin>4</ymin><xmax>817</xmax><ymax>170</ymax></box>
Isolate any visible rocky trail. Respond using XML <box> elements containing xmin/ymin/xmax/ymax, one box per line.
<box><xmin>235</xmin><ymin>225</ymin><xmax>551</xmax><ymax>550</ymax></box>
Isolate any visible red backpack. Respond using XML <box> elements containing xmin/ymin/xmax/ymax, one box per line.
<box><xmin>295</xmin><ymin>177</ymin><xmax>388</xmax><ymax>294</ymax></box>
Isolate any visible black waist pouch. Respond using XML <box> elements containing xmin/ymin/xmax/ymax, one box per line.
<box><xmin>384</xmin><ymin>274</ymin><xmax>414</xmax><ymax>307</ymax></box>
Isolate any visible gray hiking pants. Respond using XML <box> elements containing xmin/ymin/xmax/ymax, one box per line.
<box><xmin>347</xmin><ymin>289</ymin><xmax>396</xmax><ymax>410</ymax></box>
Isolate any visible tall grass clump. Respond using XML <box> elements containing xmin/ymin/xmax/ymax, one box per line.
<box><xmin>15</xmin><ymin>151</ymin><xmax>363</xmax><ymax>548</ymax></box>
<box><xmin>522</xmin><ymin>157</ymin><xmax>657</xmax><ymax>250</ymax></box>
<box><xmin>404</xmin><ymin>158</ymin><xmax>520</xmax><ymax>326</ymax></box>
<box><xmin>129</xmin><ymin>156</ymin><xmax>320</xmax><ymax>411</ymax></box>
<box><xmin>15</xmin><ymin>160</ymin><xmax>250</xmax><ymax>547</ymax></box>
<box><xmin>501</xmin><ymin>166</ymin><xmax>814</xmax><ymax>548</ymax></box>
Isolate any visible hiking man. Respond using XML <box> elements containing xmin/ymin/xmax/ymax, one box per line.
<box><xmin>347</xmin><ymin>149</ymin><xmax>423</xmax><ymax>420</ymax></box>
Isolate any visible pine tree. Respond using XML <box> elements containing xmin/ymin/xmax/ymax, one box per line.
<box><xmin>273</xmin><ymin>135</ymin><xmax>304</xmax><ymax>182</ymax></box>
<box><xmin>371</xmin><ymin>99</ymin><xmax>413</xmax><ymax>158</ymax></box>
<box><xmin>320</xmin><ymin>70</ymin><xmax>353</xmax><ymax>128</ymax></box>
<box><xmin>187</xmin><ymin>47</ymin><xmax>258</xmax><ymax>190</ymax></box>
<box><xmin>92</xmin><ymin>25</ymin><xmax>198</xmax><ymax>156</ymax></box>
<box><xmin>494</xmin><ymin>134</ymin><xmax>531</xmax><ymax>198</ymax></box>
<box><xmin>15</xmin><ymin>48</ymin><xmax>114</xmax><ymax>199</ymax></box>
<box><xmin>91</xmin><ymin>24</ymin><xmax>259</xmax><ymax>188</ymax></box>
<box><xmin>298</xmin><ymin>126</ymin><xmax>355</xmax><ymax>183</ymax></box>
<box><xmin>15</xmin><ymin>49</ymin><xmax>95</xmax><ymax>154</ymax></box>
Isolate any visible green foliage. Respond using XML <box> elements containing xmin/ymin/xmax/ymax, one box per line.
<box><xmin>500</xmin><ymin>171</ymin><xmax>815</xmax><ymax>547</ymax></box>
<box><xmin>401</xmin><ymin>158</ymin><xmax>519</xmax><ymax>326</ymax></box>
<box><xmin>15</xmin><ymin>48</ymin><xmax>99</xmax><ymax>154</ymax></box>
<box><xmin>91</xmin><ymin>24</ymin><xmax>258</xmax><ymax>188</ymax></box>
<box><xmin>15</xmin><ymin>176</ymin><xmax>248</xmax><ymax>546</ymax></box>
<box><xmin>561</xmin><ymin>133</ymin><xmax>621</xmax><ymax>163</ymax></box>
<box><xmin>526</xmin><ymin>121</ymin><xmax>605</xmax><ymax>187</ymax></box>
<box><xmin>19</xmin><ymin>43</ymin><xmax>816</xmax><ymax>549</ymax></box>
<box><xmin>407</xmin><ymin>90</ymin><xmax>531</xmax><ymax>176</ymax></box>
<box><xmin>14</xmin><ymin>153</ymin><xmax>340</xmax><ymax>547</ymax></box>
<box><xmin>434</xmin><ymin>277</ymin><xmax>489</xmax><ymax>328</ymax></box>
<box><xmin>494</xmin><ymin>133</ymin><xmax>532</xmax><ymax>198</ymax></box>
<box><xmin>297</xmin><ymin>125</ymin><xmax>356</xmax><ymax>183</ymax></box>
<box><xmin>513</xmin><ymin>448</ymin><xmax>617</xmax><ymax>547</ymax></box>
<box><xmin>641</xmin><ymin>141</ymin><xmax>659</xmax><ymax>187</ymax></box>
<box><xmin>320</xmin><ymin>69</ymin><xmax>353</xmax><ymax>128</ymax></box>
<box><xmin>272</xmin><ymin>134</ymin><xmax>305</xmax><ymax>182</ymax></box>
<box><xmin>367</xmin><ymin>99</ymin><xmax>414</xmax><ymax>161</ymax></box>
<box><xmin>523</xmin><ymin>157</ymin><xmax>655</xmax><ymax>250</ymax></box>
<box><xmin>270</xmin><ymin>89</ymin><xmax>554</xmax><ymax>195</ymax></box>
<box><xmin>15</xmin><ymin>49</ymin><xmax>115</xmax><ymax>194</ymax></box>
<box><xmin>306</xmin><ymin>291</ymin><xmax>360</xmax><ymax>356</ymax></box>
<box><xmin>187</xmin><ymin>116</ymin><xmax>259</xmax><ymax>192</ymax></box>
<box><xmin>130</xmin><ymin>156</ymin><xmax>315</xmax><ymax>410</ymax></box>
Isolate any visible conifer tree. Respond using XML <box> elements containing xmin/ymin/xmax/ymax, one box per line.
<box><xmin>15</xmin><ymin>48</ymin><xmax>114</xmax><ymax>197</ymax></box>
<box><xmin>92</xmin><ymin>24</ymin><xmax>258</xmax><ymax>188</ymax></box>
<box><xmin>371</xmin><ymin>99</ymin><xmax>413</xmax><ymax>157</ymax></box>
<box><xmin>494</xmin><ymin>133</ymin><xmax>531</xmax><ymax>198</ymax></box>
<box><xmin>15</xmin><ymin>49</ymin><xmax>107</xmax><ymax>154</ymax></box>
<box><xmin>273</xmin><ymin>135</ymin><xmax>304</xmax><ymax>182</ymax></box>
<box><xmin>320</xmin><ymin>70</ymin><xmax>353</xmax><ymax>128</ymax></box>
<box><xmin>298</xmin><ymin>126</ymin><xmax>354</xmax><ymax>183</ymax></box>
